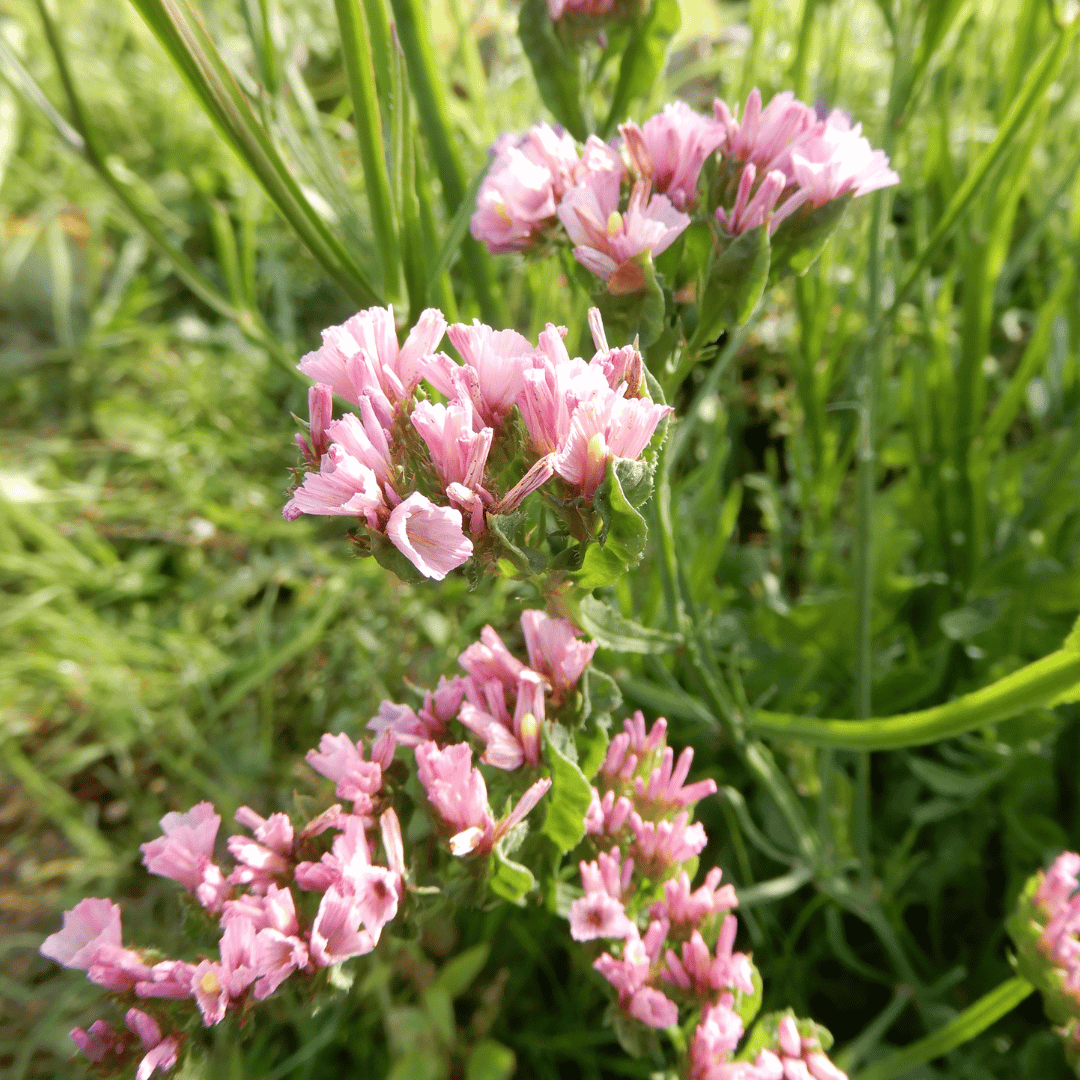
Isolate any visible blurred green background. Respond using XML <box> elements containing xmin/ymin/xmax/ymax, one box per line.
<box><xmin>2</xmin><ymin>0</ymin><xmax>1080</xmax><ymax>1077</ymax></box>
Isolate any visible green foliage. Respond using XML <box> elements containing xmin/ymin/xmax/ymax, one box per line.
<box><xmin>692</xmin><ymin>225</ymin><xmax>771</xmax><ymax>350</ymax></box>
<box><xmin>517</xmin><ymin>0</ymin><xmax>588</xmax><ymax>141</ymax></box>
<box><xmin>540</xmin><ymin>727</ymin><xmax>593</xmax><ymax>852</ymax></box>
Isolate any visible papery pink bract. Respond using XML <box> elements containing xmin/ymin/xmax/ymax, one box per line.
<box><xmin>136</xmin><ymin>1037</ymin><xmax>181</xmax><ymax>1080</ymax></box>
<box><xmin>520</xmin><ymin>609</ymin><xmax>598</xmax><ymax>703</ymax></box>
<box><xmin>459</xmin><ymin>626</ymin><xmax>528</xmax><ymax>692</ymax></box>
<box><xmin>471</xmin><ymin>143</ymin><xmax>558</xmax><ymax>253</ymax></box>
<box><xmin>140</xmin><ymin>802</ymin><xmax>228</xmax><ymax>912</ymax></box>
<box><xmin>620</xmin><ymin>101</ymin><xmax>724</xmax><ymax>211</ymax></box>
<box><xmin>654</xmin><ymin>867</ymin><xmax>737</xmax><ymax>926</ymax></box>
<box><xmin>713</xmin><ymin>89</ymin><xmax>818</xmax><ymax>177</ymax></box>
<box><xmin>627</xmin><ymin>985</ymin><xmax>679</xmax><ymax>1029</ymax></box>
<box><xmin>558</xmin><ymin>179</ymin><xmax>689</xmax><ymax>292</ymax></box>
<box><xmin>386</xmin><ymin>493</ymin><xmax>473</xmax><ymax>580</ymax></box>
<box><xmin>297</xmin><ymin>305</ymin><xmax>446</xmax><ymax>412</ymax></box>
<box><xmin>306</xmin><ymin>733</ymin><xmax>383</xmax><ymax>808</ymax></box>
<box><xmin>40</xmin><ymin>897</ymin><xmax>123</xmax><ymax>970</ymax></box>
<box><xmin>410</xmin><ymin>398</ymin><xmax>493</xmax><ymax>497</ymax></box>
<box><xmin>282</xmin><ymin>445</ymin><xmax>386</xmax><ymax>526</ymax></box>
<box><xmin>326</xmin><ymin>404</ymin><xmax>396</xmax><ymax>491</ymax></box>
<box><xmin>134</xmin><ymin>960</ymin><xmax>197</xmax><ymax>1000</ymax></box>
<box><xmin>790</xmin><ymin>110</ymin><xmax>899</xmax><ymax>206</ymax></box>
<box><xmin>253</xmin><ymin>928</ymin><xmax>310</xmax><ymax>999</ymax></box>
<box><xmin>310</xmin><ymin>886</ymin><xmax>374</xmax><ymax>967</ymax></box>
<box><xmin>569</xmin><ymin>891</ymin><xmax>636</xmax><ymax>942</ymax></box>
<box><xmin>70</xmin><ymin>1020</ymin><xmax>126</xmax><ymax>1064</ymax></box>
<box><xmin>434</xmin><ymin>321</ymin><xmax>536</xmax><ymax>426</ymax></box>
<box><xmin>415</xmin><ymin>741</ymin><xmax>494</xmax><ymax>840</ymax></box>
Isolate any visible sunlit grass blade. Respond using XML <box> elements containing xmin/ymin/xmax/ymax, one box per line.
<box><xmin>334</xmin><ymin>0</ymin><xmax>400</xmax><ymax>295</ymax></box>
<box><xmin>125</xmin><ymin>0</ymin><xmax>382</xmax><ymax>307</ymax></box>
<box><xmin>387</xmin><ymin>0</ymin><xmax>505</xmax><ymax>322</ymax></box>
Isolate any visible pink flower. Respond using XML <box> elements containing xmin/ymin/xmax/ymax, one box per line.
<box><xmin>1036</xmin><ymin>852</ymin><xmax>1080</xmax><ymax>915</ymax></box>
<box><xmin>663</xmin><ymin>918</ymin><xmax>755</xmax><ymax>998</ymax></box>
<box><xmin>459</xmin><ymin>626</ymin><xmax>528</xmax><ymax>693</ymax></box>
<box><xmin>713</xmin><ymin>89</ymin><xmax>818</xmax><ymax>177</ymax></box>
<box><xmin>134</xmin><ymin>960</ymin><xmax>197</xmax><ymax>1000</ymax></box>
<box><xmin>410</xmin><ymin>398</ymin><xmax>493</xmax><ymax>497</ymax></box>
<box><xmin>716</xmin><ymin>163</ymin><xmax>807</xmax><ymax>236</ymax></box>
<box><xmin>460</xmin><ymin>669</ymin><xmax>545</xmax><ymax>770</ymax></box>
<box><xmin>790</xmin><ymin>110</ymin><xmax>899</xmax><ymax>207</ymax></box>
<box><xmin>40</xmin><ymin>897</ymin><xmax>122</xmax><ymax>970</ymax></box>
<box><xmin>559</xmin><ymin>179</ymin><xmax>689</xmax><ymax>293</ymax></box>
<box><xmin>491</xmin><ymin>454</ymin><xmax>557</xmax><ymax>515</ymax></box>
<box><xmin>620</xmin><ymin>102</ymin><xmax>724</xmax><ymax>210</ymax></box>
<box><xmin>415</xmin><ymin>741</ymin><xmax>495</xmax><ymax>839</ymax></box>
<box><xmin>125</xmin><ymin>1008</ymin><xmax>161</xmax><ymax>1050</ymax></box>
<box><xmin>136</xmin><ymin>1037</ymin><xmax>181</xmax><ymax>1080</ymax></box>
<box><xmin>70</xmin><ymin>1020</ymin><xmax>126</xmax><ymax>1064</ymax></box>
<box><xmin>634</xmin><ymin>745</ymin><xmax>718</xmax><ymax>809</ymax></box>
<box><xmin>554</xmin><ymin>391</ymin><xmax>672</xmax><ymax>497</ymax></box>
<box><xmin>587</xmin><ymin>308</ymin><xmax>643</xmax><ymax>396</ymax></box>
<box><xmin>516</xmin><ymin>324</ymin><xmax>611</xmax><ymax>456</ymax></box>
<box><xmin>690</xmin><ymin>1000</ymin><xmax>745</xmax><ymax>1079</ymax></box>
<box><xmin>434</xmin><ymin>321</ymin><xmax>536</xmax><ymax>426</ymax></box>
<box><xmin>282</xmin><ymin>445</ymin><xmax>386</xmax><ymax>525</ymax></box>
<box><xmin>520</xmin><ymin>609</ymin><xmax>597</xmax><ymax>703</ymax></box>
<box><xmin>234</xmin><ymin>807</ymin><xmax>295</xmax><ymax>857</ymax></box>
<box><xmin>227</xmin><ymin>834</ymin><xmax>291</xmax><ymax>892</ymax></box>
<box><xmin>471</xmin><ymin>142</ymin><xmax>559</xmax><ymax>253</ymax></box>
<box><xmin>627</xmin><ymin>985</ymin><xmax>679</xmax><ymax>1029</ymax></box>
<box><xmin>253</xmin><ymin>926</ymin><xmax>310</xmax><ymax>999</ymax></box>
<box><xmin>381</xmin><ymin>808</ymin><xmax>407</xmax><ymax>878</ymax></box>
<box><xmin>306</xmin><ymin>733</ymin><xmax>383</xmax><ymax>809</ymax></box>
<box><xmin>310</xmin><ymin>885</ymin><xmax>376</xmax><ymax>966</ymax></box>
<box><xmin>298</xmin><ymin>305</ymin><xmax>446</xmax><ymax>416</ymax></box>
<box><xmin>580</xmin><ymin>846</ymin><xmax>634</xmax><ymax>900</ymax></box>
<box><xmin>569</xmin><ymin>891</ymin><xmax>636</xmax><ymax>941</ymax></box>
<box><xmin>653</xmin><ymin>868</ymin><xmax>737</xmax><ymax>926</ymax></box>
<box><xmin>594</xmin><ymin>933</ymin><xmax>651</xmax><ymax>1000</ymax></box>
<box><xmin>584</xmin><ymin>787</ymin><xmax>635</xmax><ymax>837</ymax></box>
<box><xmin>86</xmin><ymin>943</ymin><xmax>154</xmax><ymax>993</ymax></box>
<box><xmin>386</xmin><ymin>493</ymin><xmax>473</xmax><ymax>580</ymax></box>
<box><xmin>326</xmin><ymin>401</ymin><xmax>396</xmax><ymax>492</ymax></box>
<box><xmin>222</xmin><ymin>883</ymin><xmax>299</xmax><ymax>935</ymax></box>
<box><xmin>140</xmin><ymin>802</ymin><xmax>228</xmax><ymax>912</ymax></box>
<box><xmin>192</xmin><ymin>918</ymin><xmax>258</xmax><ymax>1025</ymax></box>
<box><xmin>296</xmin><ymin>383</ymin><xmax>334</xmax><ymax>464</ymax></box>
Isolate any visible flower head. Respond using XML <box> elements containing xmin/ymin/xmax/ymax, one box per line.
<box><xmin>140</xmin><ymin>802</ymin><xmax>228</xmax><ymax>912</ymax></box>
<box><xmin>386</xmin><ymin>493</ymin><xmax>473</xmax><ymax>580</ymax></box>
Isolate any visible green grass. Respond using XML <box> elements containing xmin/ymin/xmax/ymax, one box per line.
<box><xmin>2</xmin><ymin>0</ymin><xmax>1080</xmax><ymax>1076</ymax></box>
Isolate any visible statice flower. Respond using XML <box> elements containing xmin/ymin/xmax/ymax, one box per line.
<box><xmin>548</xmin><ymin>0</ymin><xmax>616</xmax><ymax>19</ymax></box>
<box><xmin>520</xmin><ymin>609</ymin><xmax>598</xmax><ymax>704</ymax></box>
<box><xmin>558</xmin><ymin>178</ymin><xmax>690</xmax><ymax>292</ymax></box>
<box><xmin>620</xmin><ymin>101</ymin><xmax>725</xmax><ymax>210</ymax></box>
<box><xmin>140</xmin><ymin>802</ymin><xmax>228</xmax><ymax>912</ymax></box>
<box><xmin>790</xmin><ymin>111</ymin><xmax>900</xmax><ymax>206</ymax></box>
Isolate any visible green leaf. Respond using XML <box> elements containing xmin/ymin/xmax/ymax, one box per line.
<box><xmin>488</xmin><ymin>511</ymin><xmax>548</xmax><ymax>577</ymax></box>
<box><xmin>432</xmin><ymin>943</ymin><xmax>490</xmax><ymax>998</ymax></box>
<box><xmin>768</xmin><ymin>195</ymin><xmax>850</xmax><ymax>282</ymax></box>
<box><xmin>386</xmin><ymin>1049</ymin><xmax>444</xmax><ymax>1080</ymax></box>
<box><xmin>517</xmin><ymin>0</ymin><xmax>588</xmax><ymax>141</ymax></box>
<box><xmin>581</xmin><ymin>666</ymin><xmax>622</xmax><ymax>720</ymax></box>
<box><xmin>601</xmin><ymin>0</ymin><xmax>681</xmax><ymax>135</ymax></box>
<box><xmin>692</xmin><ymin>225</ymin><xmax>770</xmax><ymax>350</ymax></box>
<box><xmin>576</xmin><ymin>594</ymin><xmax>680</xmax><ymax>654</ymax></box>
<box><xmin>606</xmin><ymin>1001</ymin><xmax>661</xmax><ymax>1058</ymax></box>
<box><xmin>466</xmin><ymin>1040</ymin><xmax>516</xmax><ymax>1080</ymax></box>
<box><xmin>489</xmin><ymin>851</ymin><xmax>536</xmax><ymax>903</ymax></box>
<box><xmin>541</xmin><ymin>726</ymin><xmax>594</xmax><ymax>852</ymax></box>
<box><xmin>369</xmin><ymin>531</ymin><xmax>426</xmax><ymax>584</ymax></box>
<box><xmin>573</xmin><ymin>458</ymin><xmax>651</xmax><ymax>590</ymax></box>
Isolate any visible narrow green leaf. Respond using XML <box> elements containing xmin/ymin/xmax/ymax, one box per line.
<box><xmin>427</xmin><ymin>159</ymin><xmax>491</xmax><ymax>299</ymax></box>
<box><xmin>334</xmin><ymin>0</ymin><xmax>400</xmax><ymax>292</ymax></box>
<box><xmin>576</xmin><ymin>595</ymin><xmax>680</xmax><ymax>654</ymax></box>
<box><xmin>517</xmin><ymin>0</ymin><xmax>588</xmax><ymax>140</ymax></box>
<box><xmin>541</xmin><ymin>728</ymin><xmax>593</xmax><ymax>852</ymax></box>
<box><xmin>126</xmin><ymin>0</ymin><xmax>381</xmax><ymax>306</ymax></box>
<box><xmin>601</xmin><ymin>0</ymin><xmax>681</xmax><ymax>136</ymax></box>
<box><xmin>768</xmin><ymin>195</ymin><xmax>850</xmax><ymax>283</ymax></box>
<box><xmin>855</xmin><ymin>977</ymin><xmax>1034</xmax><ymax>1080</ymax></box>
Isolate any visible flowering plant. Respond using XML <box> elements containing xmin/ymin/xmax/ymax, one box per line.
<box><xmin>21</xmin><ymin>0</ymin><xmax>1080</xmax><ymax>1078</ymax></box>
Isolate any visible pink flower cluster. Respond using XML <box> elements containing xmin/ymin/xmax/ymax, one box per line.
<box><xmin>369</xmin><ymin>609</ymin><xmax>598</xmax><ymax>768</ymax></box>
<box><xmin>1034</xmin><ymin>852</ymin><xmax>1080</xmax><ymax>1004</ymax></box>
<box><xmin>285</xmin><ymin>304</ymin><xmax>670</xmax><ymax>574</ymax></box>
<box><xmin>472</xmin><ymin>92</ymin><xmax>897</xmax><ymax>283</ymax></box>
<box><xmin>691</xmin><ymin>1013</ymin><xmax>845</xmax><ymax>1080</ymax></box>
<box><xmin>547</xmin><ymin>0</ymin><xmax>615</xmax><ymax>20</ymax></box>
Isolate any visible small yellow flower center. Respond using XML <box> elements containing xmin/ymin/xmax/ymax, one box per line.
<box><xmin>519</xmin><ymin>712</ymin><xmax>539</xmax><ymax>741</ymax></box>
<box><xmin>586</xmin><ymin>433</ymin><xmax>608</xmax><ymax>468</ymax></box>
<box><xmin>606</xmin><ymin>210</ymin><xmax>623</xmax><ymax>237</ymax></box>
<box><xmin>495</xmin><ymin>200</ymin><xmax>512</xmax><ymax>224</ymax></box>
<box><xmin>200</xmin><ymin>970</ymin><xmax>221</xmax><ymax>995</ymax></box>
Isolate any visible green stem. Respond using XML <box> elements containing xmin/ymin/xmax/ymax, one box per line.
<box><xmin>855</xmin><ymin>977</ymin><xmax>1034</xmax><ymax>1080</ymax></box>
<box><xmin>750</xmin><ymin>646</ymin><xmax>1080</xmax><ymax>750</ymax></box>
<box><xmin>334</xmin><ymin>0</ymin><xmax>400</xmax><ymax>296</ymax></box>
<box><xmin>386</xmin><ymin>0</ymin><xmax>505</xmax><ymax>323</ymax></box>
